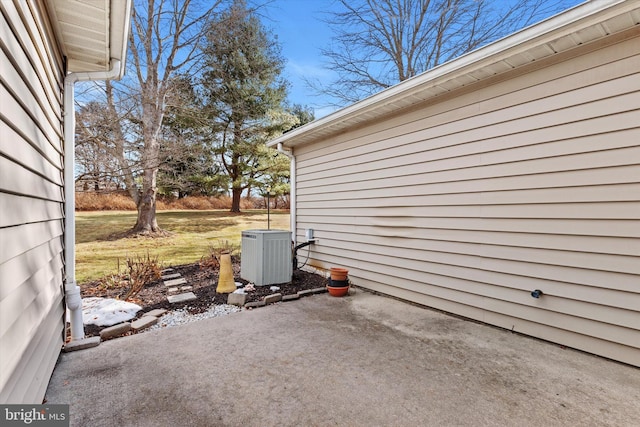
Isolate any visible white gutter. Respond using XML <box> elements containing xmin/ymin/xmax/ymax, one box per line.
<box><xmin>276</xmin><ymin>143</ymin><xmax>296</xmax><ymax>246</ymax></box>
<box><xmin>63</xmin><ymin>58</ymin><xmax>123</xmax><ymax>341</ymax></box>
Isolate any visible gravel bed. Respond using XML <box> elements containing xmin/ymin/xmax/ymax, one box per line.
<box><xmin>147</xmin><ymin>304</ymin><xmax>241</xmax><ymax>331</ymax></box>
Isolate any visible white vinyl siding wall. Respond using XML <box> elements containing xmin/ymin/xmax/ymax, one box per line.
<box><xmin>0</xmin><ymin>1</ymin><xmax>66</xmax><ymax>403</ymax></box>
<box><xmin>294</xmin><ymin>29</ymin><xmax>640</xmax><ymax>366</ymax></box>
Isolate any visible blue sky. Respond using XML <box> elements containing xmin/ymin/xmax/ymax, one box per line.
<box><xmin>261</xmin><ymin>0</ymin><xmax>586</xmax><ymax>119</ymax></box>
<box><xmin>265</xmin><ymin>0</ymin><xmax>339</xmax><ymax>118</ymax></box>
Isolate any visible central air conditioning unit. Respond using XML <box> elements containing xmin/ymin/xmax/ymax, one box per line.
<box><xmin>241</xmin><ymin>230</ymin><xmax>292</xmax><ymax>286</ymax></box>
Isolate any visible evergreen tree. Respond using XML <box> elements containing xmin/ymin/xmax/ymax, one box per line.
<box><xmin>201</xmin><ymin>0</ymin><xmax>292</xmax><ymax>212</ymax></box>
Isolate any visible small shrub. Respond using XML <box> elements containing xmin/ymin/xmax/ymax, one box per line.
<box><xmin>95</xmin><ymin>274</ymin><xmax>127</xmax><ymax>292</ymax></box>
<box><xmin>123</xmin><ymin>253</ymin><xmax>162</xmax><ymax>301</ymax></box>
<box><xmin>208</xmin><ymin>195</ymin><xmax>232</xmax><ymax>209</ymax></box>
<box><xmin>77</xmin><ymin>192</ymin><xmax>265</xmax><ymax>211</ymax></box>
<box><xmin>199</xmin><ymin>254</ymin><xmax>219</xmax><ymax>270</ymax></box>
<box><xmin>181</xmin><ymin>196</ymin><xmax>214</xmax><ymax>210</ymax></box>
<box><xmin>200</xmin><ymin>239</ymin><xmax>240</xmax><ymax>270</ymax></box>
<box><xmin>76</xmin><ymin>192</ymin><xmax>137</xmax><ymax>211</ymax></box>
<box><xmin>240</xmin><ymin>197</ymin><xmax>258</xmax><ymax>210</ymax></box>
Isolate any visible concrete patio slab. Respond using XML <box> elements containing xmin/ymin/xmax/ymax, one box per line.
<box><xmin>45</xmin><ymin>291</ymin><xmax>640</xmax><ymax>427</ymax></box>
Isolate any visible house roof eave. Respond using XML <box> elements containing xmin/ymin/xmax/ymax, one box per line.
<box><xmin>268</xmin><ymin>0</ymin><xmax>640</xmax><ymax>149</ymax></box>
<box><xmin>47</xmin><ymin>0</ymin><xmax>131</xmax><ymax>76</ymax></box>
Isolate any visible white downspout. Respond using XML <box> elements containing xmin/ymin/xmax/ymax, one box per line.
<box><xmin>276</xmin><ymin>143</ymin><xmax>296</xmax><ymax>247</ymax></box>
<box><xmin>63</xmin><ymin>59</ymin><xmax>122</xmax><ymax>342</ymax></box>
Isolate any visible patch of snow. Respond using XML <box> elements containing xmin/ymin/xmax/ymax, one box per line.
<box><xmin>76</xmin><ymin>297</ymin><xmax>141</xmax><ymax>327</ymax></box>
<box><xmin>233</xmin><ymin>288</ymin><xmax>246</xmax><ymax>294</ymax></box>
<box><xmin>270</xmin><ymin>286</ymin><xmax>280</xmax><ymax>292</ymax></box>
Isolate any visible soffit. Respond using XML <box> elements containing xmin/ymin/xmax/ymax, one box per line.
<box><xmin>47</xmin><ymin>0</ymin><xmax>129</xmax><ymax>72</ymax></box>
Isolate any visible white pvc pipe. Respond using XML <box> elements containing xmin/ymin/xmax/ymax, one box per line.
<box><xmin>277</xmin><ymin>143</ymin><xmax>296</xmax><ymax>247</ymax></box>
<box><xmin>63</xmin><ymin>59</ymin><xmax>122</xmax><ymax>341</ymax></box>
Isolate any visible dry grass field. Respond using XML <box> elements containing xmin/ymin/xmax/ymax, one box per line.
<box><xmin>75</xmin><ymin>209</ymin><xmax>289</xmax><ymax>283</ymax></box>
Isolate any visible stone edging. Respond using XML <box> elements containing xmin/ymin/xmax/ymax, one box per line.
<box><xmin>64</xmin><ymin>287</ymin><xmax>332</xmax><ymax>349</ymax></box>
<box><xmin>238</xmin><ymin>286</ymin><xmax>328</xmax><ymax>309</ymax></box>
<box><xmin>62</xmin><ymin>308</ymin><xmax>169</xmax><ymax>351</ymax></box>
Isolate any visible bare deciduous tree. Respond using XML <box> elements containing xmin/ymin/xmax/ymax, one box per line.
<box><xmin>319</xmin><ymin>0</ymin><xmax>577</xmax><ymax>104</ymax></box>
<box><xmin>75</xmin><ymin>101</ymin><xmax>123</xmax><ymax>191</ymax></box>
<box><xmin>107</xmin><ymin>0</ymin><xmax>223</xmax><ymax>235</ymax></box>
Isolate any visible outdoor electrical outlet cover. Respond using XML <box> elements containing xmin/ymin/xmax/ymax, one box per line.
<box><xmin>306</xmin><ymin>229</ymin><xmax>314</xmax><ymax>240</ymax></box>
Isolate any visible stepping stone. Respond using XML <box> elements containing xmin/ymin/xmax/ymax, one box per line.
<box><xmin>167</xmin><ymin>287</ymin><xmax>179</xmax><ymax>294</ymax></box>
<box><xmin>264</xmin><ymin>293</ymin><xmax>282</xmax><ymax>305</ymax></box>
<box><xmin>131</xmin><ymin>316</ymin><xmax>158</xmax><ymax>331</ymax></box>
<box><xmin>227</xmin><ymin>293</ymin><xmax>246</xmax><ymax>307</ymax></box>
<box><xmin>180</xmin><ymin>285</ymin><xmax>193</xmax><ymax>291</ymax></box>
<box><xmin>145</xmin><ymin>309</ymin><xmax>168</xmax><ymax>317</ymax></box>
<box><xmin>164</xmin><ymin>277</ymin><xmax>187</xmax><ymax>287</ymax></box>
<box><xmin>161</xmin><ymin>273</ymin><xmax>181</xmax><ymax>280</ymax></box>
<box><xmin>63</xmin><ymin>336</ymin><xmax>101</xmax><ymax>352</ymax></box>
<box><xmin>167</xmin><ymin>292</ymin><xmax>197</xmax><ymax>304</ymax></box>
<box><xmin>161</xmin><ymin>268</ymin><xmax>174</xmax><ymax>273</ymax></box>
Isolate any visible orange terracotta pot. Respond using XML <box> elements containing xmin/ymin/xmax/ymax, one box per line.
<box><xmin>327</xmin><ymin>285</ymin><xmax>349</xmax><ymax>297</ymax></box>
<box><xmin>330</xmin><ymin>267</ymin><xmax>349</xmax><ymax>281</ymax></box>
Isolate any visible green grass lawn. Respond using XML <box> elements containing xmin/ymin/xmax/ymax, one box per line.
<box><xmin>75</xmin><ymin>210</ymin><xmax>289</xmax><ymax>283</ymax></box>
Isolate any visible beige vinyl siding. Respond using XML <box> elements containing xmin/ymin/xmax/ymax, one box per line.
<box><xmin>294</xmin><ymin>29</ymin><xmax>640</xmax><ymax>366</ymax></box>
<box><xmin>0</xmin><ymin>0</ymin><xmax>66</xmax><ymax>403</ymax></box>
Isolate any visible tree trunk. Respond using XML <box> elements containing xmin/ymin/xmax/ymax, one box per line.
<box><xmin>230</xmin><ymin>186</ymin><xmax>242</xmax><ymax>212</ymax></box>
<box><xmin>132</xmin><ymin>188</ymin><xmax>160</xmax><ymax>233</ymax></box>
<box><xmin>130</xmin><ymin>114</ymin><xmax>162</xmax><ymax>233</ymax></box>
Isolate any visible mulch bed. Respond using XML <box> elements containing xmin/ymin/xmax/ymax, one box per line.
<box><xmin>80</xmin><ymin>257</ymin><xmax>328</xmax><ymax>337</ymax></box>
